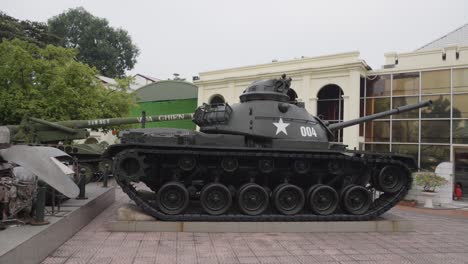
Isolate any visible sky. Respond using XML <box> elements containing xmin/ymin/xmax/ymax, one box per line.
<box><xmin>2</xmin><ymin>0</ymin><xmax>468</xmax><ymax>81</ymax></box>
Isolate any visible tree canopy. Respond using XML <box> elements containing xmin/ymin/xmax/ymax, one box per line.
<box><xmin>0</xmin><ymin>39</ymin><xmax>135</xmax><ymax>125</ymax></box>
<box><xmin>0</xmin><ymin>12</ymin><xmax>61</xmax><ymax>47</ymax></box>
<box><xmin>48</xmin><ymin>7</ymin><xmax>139</xmax><ymax>78</ymax></box>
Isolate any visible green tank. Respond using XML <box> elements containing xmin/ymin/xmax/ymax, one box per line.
<box><xmin>0</xmin><ymin>113</ymin><xmax>193</xmax><ymax>181</ymax></box>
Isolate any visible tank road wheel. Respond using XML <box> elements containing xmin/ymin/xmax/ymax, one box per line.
<box><xmin>178</xmin><ymin>156</ymin><xmax>196</xmax><ymax>171</ymax></box>
<box><xmin>200</xmin><ymin>183</ymin><xmax>232</xmax><ymax>215</ymax></box>
<box><xmin>258</xmin><ymin>159</ymin><xmax>274</xmax><ymax>174</ymax></box>
<box><xmin>308</xmin><ymin>184</ymin><xmax>338</xmax><ymax>215</ymax></box>
<box><xmin>377</xmin><ymin>165</ymin><xmax>406</xmax><ymax>193</ymax></box>
<box><xmin>237</xmin><ymin>183</ymin><xmax>269</xmax><ymax>215</ymax></box>
<box><xmin>156</xmin><ymin>182</ymin><xmax>189</xmax><ymax>215</ymax></box>
<box><xmin>221</xmin><ymin>157</ymin><xmax>238</xmax><ymax>173</ymax></box>
<box><xmin>293</xmin><ymin>160</ymin><xmax>310</xmax><ymax>174</ymax></box>
<box><xmin>342</xmin><ymin>185</ymin><xmax>371</xmax><ymax>215</ymax></box>
<box><xmin>273</xmin><ymin>184</ymin><xmax>305</xmax><ymax>215</ymax></box>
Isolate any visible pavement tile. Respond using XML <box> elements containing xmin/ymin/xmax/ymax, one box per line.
<box><xmin>41</xmin><ymin>257</ymin><xmax>68</xmax><ymax>264</ymax></box>
<box><xmin>238</xmin><ymin>256</ymin><xmax>260</xmax><ymax>263</ymax></box>
<box><xmin>257</xmin><ymin>256</ymin><xmax>280</xmax><ymax>263</ymax></box>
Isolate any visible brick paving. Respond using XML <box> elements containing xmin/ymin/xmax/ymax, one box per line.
<box><xmin>42</xmin><ymin>184</ymin><xmax>468</xmax><ymax>264</ymax></box>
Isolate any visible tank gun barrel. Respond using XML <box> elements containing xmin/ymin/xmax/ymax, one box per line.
<box><xmin>29</xmin><ymin>117</ymin><xmax>77</xmax><ymax>134</ymax></box>
<box><xmin>1</xmin><ymin>113</ymin><xmax>194</xmax><ymax>144</ymax></box>
<box><xmin>328</xmin><ymin>100</ymin><xmax>432</xmax><ymax>131</ymax></box>
<box><xmin>54</xmin><ymin>113</ymin><xmax>194</xmax><ymax>129</ymax></box>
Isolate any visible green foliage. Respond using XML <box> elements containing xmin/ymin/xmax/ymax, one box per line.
<box><xmin>0</xmin><ymin>38</ymin><xmax>135</xmax><ymax>125</ymax></box>
<box><xmin>0</xmin><ymin>12</ymin><xmax>61</xmax><ymax>47</ymax></box>
<box><xmin>414</xmin><ymin>171</ymin><xmax>448</xmax><ymax>192</ymax></box>
<box><xmin>48</xmin><ymin>7</ymin><xmax>139</xmax><ymax>78</ymax></box>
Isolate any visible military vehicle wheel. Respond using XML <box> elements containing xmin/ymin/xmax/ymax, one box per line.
<box><xmin>377</xmin><ymin>165</ymin><xmax>406</xmax><ymax>193</ymax></box>
<box><xmin>79</xmin><ymin>163</ymin><xmax>95</xmax><ymax>183</ymax></box>
<box><xmin>200</xmin><ymin>183</ymin><xmax>232</xmax><ymax>215</ymax></box>
<box><xmin>258</xmin><ymin>159</ymin><xmax>274</xmax><ymax>173</ymax></box>
<box><xmin>342</xmin><ymin>185</ymin><xmax>371</xmax><ymax>215</ymax></box>
<box><xmin>156</xmin><ymin>182</ymin><xmax>189</xmax><ymax>215</ymax></box>
<box><xmin>178</xmin><ymin>156</ymin><xmax>196</xmax><ymax>171</ymax></box>
<box><xmin>98</xmin><ymin>159</ymin><xmax>113</xmax><ymax>174</ymax></box>
<box><xmin>293</xmin><ymin>160</ymin><xmax>310</xmax><ymax>174</ymax></box>
<box><xmin>273</xmin><ymin>184</ymin><xmax>305</xmax><ymax>215</ymax></box>
<box><xmin>308</xmin><ymin>184</ymin><xmax>338</xmax><ymax>215</ymax></box>
<box><xmin>221</xmin><ymin>157</ymin><xmax>238</xmax><ymax>172</ymax></box>
<box><xmin>237</xmin><ymin>183</ymin><xmax>269</xmax><ymax>215</ymax></box>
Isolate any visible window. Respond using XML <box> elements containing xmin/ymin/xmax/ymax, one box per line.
<box><xmin>421</xmin><ymin>70</ymin><xmax>450</xmax><ymax>94</ymax></box>
<box><xmin>366</xmin><ymin>75</ymin><xmax>391</xmax><ymax>97</ymax></box>
<box><xmin>421</xmin><ymin>95</ymin><xmax>451</xmax><ymax>118</ymax></box>
<box><xmin>365</xmin><ymin>121</ymin><xmax>390</xmax><ymax>142</ymax></box>
<box><xmin>363</xmin><ymin>68</ymin><xmax>468</xmax><ymax>170</ymax></box>
<box><xmin>392</xmin><ymin>120</ymin><xmax>419</xmax><ymax>143</ymax></box>
<box><xmin>453</xmin><ymin>68</ymin><xmax>468</xmax><ymax>93</ymax></box>
<box><xmin>393</xmin><ymin>96</ymin><xmax>419</xmax><ymax>119</ymax></box>
<box><xmin>393</xmin><ymin>72</ymin><xmax>419</xmax><ymax>96</ymax></box>
<box><xmin>421</xmin><ymin>120</ymin><xmax>450</xmax><ymax>143</ymax></box>
<box><xmin>420</xmin><ymin>145</ymin><xmax>450</xmax><ymax>171</ymax></box>
<box><xmin>364</xmin><ymin>144</ymin><xmax>389</xmax><ymax>152</ymax></box>
<box><xmin>453</xmin><ymin>120</ymin><xmax>468</xmax><ymax>144</ymax></box>
<box><xmin>392</xmin><ymin>144</ymin><xmax>418</xmax><ymax>162</ymax></box>
<box><xmin>366</xmin><ymin>98</ymin><xmax>390</xmax><ymax>116</ymax></box>
<box><xmin>453</xmin><ymin>94</ymin><xmax>468</xmax><ymax>118</ymax></box>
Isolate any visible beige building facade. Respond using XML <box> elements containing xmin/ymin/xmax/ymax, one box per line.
<box><xmin>196</xmin><ymin>51</ymin><xmax>370</xmax><ymax>150</ymax></box>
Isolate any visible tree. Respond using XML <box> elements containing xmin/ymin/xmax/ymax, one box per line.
<box><xmin>0</xmin><ymin>12</ymin><xmax>61</xmax><ymax>46</ymax></box>
<box><xmin>48</xmin><ymin>7</ymin><xmax>139</xmax><ymax>78</ymax></box>
<box><xmin>0</xmin><ymin>39</ymin><xmax>135</xmax><ymax>125</ymax></box>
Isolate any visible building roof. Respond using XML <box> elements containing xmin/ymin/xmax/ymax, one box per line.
<box><xmin>134</xmin><ymin>80</ymin><xmax>198</xmax><ymax>103</ymax></box>
<box><xmin>96</xmin><ymin>75</ymin><xmax>118</xmax><ymax>86</ymax></box>
<box><xmin>417</xmin><ymin>23</ymin><xmax>468</xmax><ymax>51</ymax></box>
<box><xmin>134</xmin><ymin>74</ymin><xmax>160</xmax><ymax>82</ymax></box>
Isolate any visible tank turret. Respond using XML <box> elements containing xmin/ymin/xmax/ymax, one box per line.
<box><xmin>194</xmin><ymin>75</ymin><xmax>431</xmax><ymax>145</ymax></box>
<box><xmin>106</xmin><ymin>75</ymin><xmax>432</xmax><ymax>222</ymax></box>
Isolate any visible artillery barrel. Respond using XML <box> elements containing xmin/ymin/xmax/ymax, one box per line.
<box><xmin>328</xmin><ymin>100</ymin><xmax>432</xmax><ymax>131</ymax></box>
<box><xmin>55</xmin><ymin>113</ymin><xmax>194</xmax><ymax>129</ymax></box>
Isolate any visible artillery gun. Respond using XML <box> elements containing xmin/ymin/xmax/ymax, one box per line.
<box><xmin>105</xmin><ymin>75</ymin><xmax>432</xmax><ymax>221</ymax></box>
<box><xmin>0</xmin><ymin>113</ymin><xmax>193</xmax><ymax>181</ymax></box>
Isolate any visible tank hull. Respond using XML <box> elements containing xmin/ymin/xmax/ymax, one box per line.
<box><xmin>106</xmin><ymin>128</ymin><xmax>415</xmax><ymax>221</ymax></box>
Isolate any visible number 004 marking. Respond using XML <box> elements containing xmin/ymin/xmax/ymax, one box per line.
<box><xmin>300</xmin><ymin>126</ymin><xmax>317</xmax><ymax>137</ymax></box>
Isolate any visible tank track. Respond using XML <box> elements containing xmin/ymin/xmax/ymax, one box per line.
<box><xmin>113</xmin><ymin>147</ymin><xmax>412</xmax><ymax>221</ymax></box>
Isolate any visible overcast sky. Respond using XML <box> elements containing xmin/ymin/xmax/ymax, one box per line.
<box><xmin>3</xmin><ymin>0</ymin><xmax>468</xmax><ymax>80</ymax></box>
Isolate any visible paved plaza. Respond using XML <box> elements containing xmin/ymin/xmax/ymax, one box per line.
<box><xmin>41</xmin><ymin>184</ymin><xmax>468</xmax><ymax>264</ymax></box>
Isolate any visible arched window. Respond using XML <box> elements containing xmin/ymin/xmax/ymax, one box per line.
<box><xmin>209</xmin><ymin>94</ymin><xmax>225</xmax><ymax>104</ymax></box>
<box><xmin>317</xmin><ymin>84</ymin><xmax>344</xmax><ymax>142</ymax></box>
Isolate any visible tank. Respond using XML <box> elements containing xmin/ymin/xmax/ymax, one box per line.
<box><xmin>104</xmin><ymin>75</ymin><xmax>432</xmax><ymax>221</ymax></box>
<box><xmin>0</xmin><ymin>113</ymin><xmax>193</xmax><ymax>182</ymax></box>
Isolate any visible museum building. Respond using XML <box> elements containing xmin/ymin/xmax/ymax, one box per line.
<box><xmin>194</xmin><ymin>24</ymin><xmax>468</xmax><ymax>201</ymax></box>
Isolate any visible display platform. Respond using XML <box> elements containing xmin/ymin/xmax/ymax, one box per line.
<box><xmin>107</xmin><ymin>204</ymin><xmax>414</xmax><ymax>233</ymax></box>
<box><xmin>0</xmin><ymin>183</ymin><xmax>115</xmax><ymax>264</ymax></box>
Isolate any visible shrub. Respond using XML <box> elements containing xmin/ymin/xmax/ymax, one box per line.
<box><xmin>414</xmin><ymin>171</ymin><xmax>448</xmax><ymax>192</ymax></box>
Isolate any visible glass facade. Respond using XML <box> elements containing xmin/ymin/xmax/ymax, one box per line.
<box><xmin>361</xmin><ymin>68</ymin><xmax>468</xmax><ymax>171</ymax></box>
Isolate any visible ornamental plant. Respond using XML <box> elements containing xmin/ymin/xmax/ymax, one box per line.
<box><xmin>414</xmin><ymin>171</ymin><xmax>448</xmax><ymax>192</ymax></box>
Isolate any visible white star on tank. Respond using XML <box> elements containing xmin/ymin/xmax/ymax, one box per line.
<box><xmin>273</xmin><ymin>118</ymin><xmax>290</xmax><ymax>135</ymax></box>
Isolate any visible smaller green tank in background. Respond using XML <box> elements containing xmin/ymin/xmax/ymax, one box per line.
<box><xmin>0</xmin><ymin>113</ymin><xmax>193</xmax><ymax>182</ymax></box>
